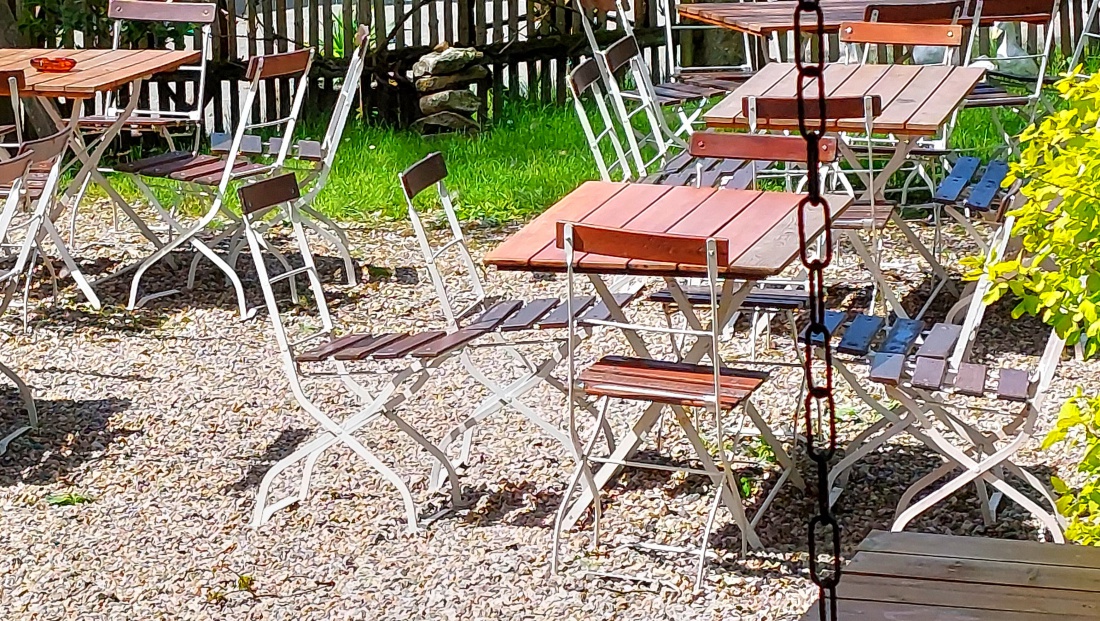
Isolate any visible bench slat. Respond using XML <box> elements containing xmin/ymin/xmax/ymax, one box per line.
<box><xmin>536</xmin><ymin>296</ymin><xmax>596</xmax><ymax>329</ymax></box>
<box><xmin>500</xmin><ymin>298</ymin><xmax>560</xmax><ymax>332</ymax></box>
<box><xmin>916</xmin><ymin>323</ymin><xmax>963</xmax><ymax>359</ymax></box>
<box><xmin>837</xmin><ymin>314</ymin><xmax>885</xmax><ymax>356</ymax></box>
<box><xmin>466</xmin><ymin>300</ymin><xmax>523</xmax><ymax>330</ymax></box>
<box><xmin>953</xmin><ymin>362</ymin><xmax>987</xmax><ymax>396</ymax></box>
<box><xmin>869</xmin><ymin>353</ymin><xmax>905</xmax><ymax>386</ymax></box>
<box><xmin>997</xmin><ymin>368</ymin><xmax>1031</xmax><ymax>402</ymax></box>
<box><xmin>879</xmin><ymin>319</ymin><xmax>924</xmax><ymax>355</ymax></box>
<box><xmin>911</xmin><ymin>357</ymin><xmax>947</xmax><ymax>391</ymax></box>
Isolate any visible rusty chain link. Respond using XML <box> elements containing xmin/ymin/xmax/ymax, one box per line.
<box><xmin>793</xmin><ymin>1</ymin><xmax>842</xmax><ymax>620</ymax></box>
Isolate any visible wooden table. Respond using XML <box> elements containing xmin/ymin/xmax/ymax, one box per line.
<box><xmin>486</xmin><ymin>182</ymin><xmax>853</xmax><ymax>537</ymax></box>
<box><xmin>704</xmin><ymin>62</ymin><xmax>984</xmax><ymax>136</ymax></box>
<box><xmin>0</xmin><ymin>48</ymin><xmax>199</xmax><ymax>310</ymax></box>
<box><xmin>802</xmin><ymin>530</ymin><xmax>1100</xmax><ymax>620</ymax></box>
<box><xmin>0</xmin><ymin>49</ymin><xmax>197</xmax><ymax>98</ymax></box>
<box><xmin>485</xmin><ymin>182</ymin><xmax>853</xmax><ymax>278</ymax></box>
<box><xmin>677</xmin><ymin>0</ymin><xmax>1050</xmax><ymax>36</ymax></box>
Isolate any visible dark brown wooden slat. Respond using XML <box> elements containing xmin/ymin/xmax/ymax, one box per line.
<box><xmin>916</xmin><ymin>323</ymin><xmax>963</xmax><ymax>359</ymax></box>
<box><xmin>296</xmin><ymin>334</ymin><xmax>376</xmax><ymax>362</ymax></box>
<box><xmin>239</xmin><ymin>134</ymin><xmax>264</xmax><ymax>156</ymax></box>
<box><xmin>138</xmin><ymin>154</ymin><xmax>220</xmax><ymax>177</ymax></box>
<box><xmin>237</xmin><ymin>174</ymin><xmax>300</xmax><ymax>215</ymax></box>
<box><xmin>953</xmin><ymin>362</ymin><xmax>988</xmax><ymax>396</ymax></box>
<box><xmin>190</xmin><ymin>162</ymin><xmax>267</xmax><ymax>186</ymax></box>
<box><xmin>296</xmin><ymin>140</ymin><xmax>323</xmax><ymax>161</ymax></box>
<box><xmin>116</xmin><ymin>150</ymin><xmax>193</xmax><ymax>173</ymax></box>
<box><xmin>499</xmin><ymin>298</ymin><xmax>560</xmax><ymax>332</ymax></box>
<box><xmin>869</xmin><ymin>353</ymin><xmax>905</xmax><ymax>386</ymax></box>
<box><xmin>578</xmin><ymin>293</ymin><xmax>638</xmax><ymax>323</ymax></box>
<box><xmin>333</xmin><ymin>333</ymin><xmax>406</xmax><ymax>361</ymax></box>
<box><xmin>246</xmin><ymin>49</ymin><xmax>312</xmax><ymax>80</ymax></box>
<box><xmin>997</xmin><ymin>368</ymin><xmax>1032</xmax><ymax>402</ymax></box>
<box><xmin>858</xmin><ymin>529</ymin><xmax>1100</xmax><ymax>569</ymax></box>
<box><xmin>372</xmin><ymin>331</ymin><xmax>447</xmax><ymax>359</ymax></box>
<box><xmin>911</xmin><ymin>357</ymin><xmax>947</xmax><ymax>390</ymax></box>
<box><xmin>879</xmin><ymin>318</ymin><xmax>924</xmax><ymax>355</ymax></box>
<box><xmin>837</xmin><ymin>314</ymin><xmax>885</xmax><ymax>356</ymax></box>
<box><xmin>169</xmin><ymin>159</ymin><xmax>240</xmax><ymax>182</ymax></box>
<box><xmin>465</xmin><ymin>300</ymin><xmax>523</xmax><ymax>330</ymax></box>
<box><xmin>410</xmin><ymin>328</ymin><xmax>489</xmax><ymax>358</ymax></box>
<box><xmin>537</xmin><ymin>296</ymin><xmax>596</xmax><ymax>329</ymax></box>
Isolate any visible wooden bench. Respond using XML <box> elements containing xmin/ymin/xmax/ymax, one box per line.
<box><xmin>801</xmin><ymin>529</ymin><xmax>1100</xmax><ymax>620</ymax></box>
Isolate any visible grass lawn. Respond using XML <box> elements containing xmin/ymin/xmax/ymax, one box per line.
<box><xmin>300</xmin><ymin>99</ymin><xmax>598</xmax><ymax>225</ymax></box>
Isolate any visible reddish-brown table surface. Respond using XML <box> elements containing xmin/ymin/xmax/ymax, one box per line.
<box><xmin>0</xmin><ymin>48</ymin><xmax>199</xmax><ymax>98</ymax></box>
<box><xmin>677</xmin><ymin>0</ymin><xmax>1052</xmax><ymax>36</ymax></box>
<box><xmin>483</xmin><ymin>182</ymin><xmax>853</xmax><ymax>278</ymax></box>
<box><xmin>704</xmin><ymin>62</ymin><xmax>984</xmax><ymax>135</ymax></box>
<box><xmin>801</xmin><ymin>530</ymin><xmax>1100</xmax><ymax>620</ymax></box>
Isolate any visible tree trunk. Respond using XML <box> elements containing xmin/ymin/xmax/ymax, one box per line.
<box><xmin>1</xmin><ymin>0</ymin><xmax>63</xmax><ymax>138</ymax></box>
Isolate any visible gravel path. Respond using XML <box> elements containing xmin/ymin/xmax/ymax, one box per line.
<box><xmin>0</xmin><ymin>206</ymin><xmax>1090</xmax><ymax>620</ymax></box>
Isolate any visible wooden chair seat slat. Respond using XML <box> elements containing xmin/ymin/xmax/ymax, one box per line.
<box><xmin>372</xmin><ymin>331</ymin><xmax>447</xmax><ymax>359</ymax></box>
<box><xmin>410</xmin><ymin>327</ymin><xmax>490</xmax><ymax>358</ymax></box>
<box><xmin>997</xmin><ymin>368</ymin><xmax>1031</xmax><ymax>402</ymax></box>
<box><xmin>466</xmin><ymin>300</ymin><xmax>523</xmax><ymax>330</ymax></box>
<box><xmin>295</xmin><ymin>333</ymin><xmax>376</xmax><ymax>362</ymax></box>
<box><xmin>135</xmin><ymin>154</ymin><xmax>221</xmax><ymax>177</ymax></box>
<box><xmin>965</xmin><ymin>160</ymin><xmax>1010</xmax><ymax>211</ymax></box>
<box><xmin>800</xmin><ymin>310</ymin><xmax>848</xmax><ymax>345</ymax></box>
<box><xmin>536</xmin><ymin>296</ymin><xmax>596</xmax><ymax>329</ymax></box>
<box><xmin>578</xmin><ymin>293</ymin><xmax>638</xmax><ymax>324</ymax></box>
<box><xmin>916</xmin><ymin>323</ymin><xmax>963</xmax><ymax>359</ymax></box>
<box><xmin>869</xmin><ymin>353</ymin><xmax>905</xmax><ymax>386</ymax></box>
<box><xmin>332</xmin><ymin>333</ymin><xmax>406</xmax><ymax>360</ymax></box>
<box><xmin>116</xmin><ymin>150</ymin><xmax>193</xmax><ymax>173</ymax></box>
<box><xmin>933</xmin><ymin>156</ymin><xmax>981</xmax><ymax>204</ymax></box>
<box><xmin>837</xmin><ymin>313</ymin><xmax>885</xmax><ymax>356</ymax></box>
<box><xmin>879</xmin><ymin>318</ymin><xmax>924</xmax><ymax>355</ymax></box>
<box><xmin>953</xmin><ymin>362</ymin><xmax>988</xmax><ymax>396</ymax></box>
<box><xmin>911</xmin><ymin>356</ymin><xmax>948</xmax><ymax>390</ymax></box>
<box><xmin>499</xmin><ymin>298</ymin><xmax>560</xmax><ymax>331</ymax></box>
<box><xmin>190</xmin><ymin>162</ymin><xmax>267</xmax><ymax>185</ymax></box>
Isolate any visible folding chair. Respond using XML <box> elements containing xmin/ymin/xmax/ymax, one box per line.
<box><xmin>659</xmin><ymin>0</ymin><xmax>756</xmax><ymax>90</ymax></box>
<box><xmin>573</xmin><ymin>0</ymin><xmax>726</xmax><ymax>139</ymax></box>
<box><xmin>962</xmin><ymin>0</ymin><xmax>1060</xmax><ymax>156</ymax></box>
<box><xmin>118</xmin><ymin>49</ymin><xmax>314</xmax><ymax>317</ymax></box>
<box><xmin>0</xmin><ymin>69</ymin><xmax>25</xmax><ymax>152</ymax></box>
<box><xmin>567</xmin><ymin>58</ymin><xmax>750</xmax><ymax>188</ymax></box>
<box><xmin>398</xmin><ymin>152</ymin><xmax>635</xmax><ymax>491</ymax></box>
<box><xmin>237</xmin><ymin>173</ymin><xmax>466</xmax><ymax>530</ymax></box>
<box><xmin>0</xmin><ymin>152</ymin><xmax>43</xmax><ymax>455</ymax></box>
<box><xmin>1069</xmin><ymin>0</ymin><xmax>1100</xmax><ymax>79</ymax></box>
<box><xmin>552</xmin><ymin>222</ymin><xmax>783</xmax><ymax>589</ymax></box>
<box><xmin>77</xmin><ymin>0</ymin><xmax>215</xmax><ymax>152</ymax></box>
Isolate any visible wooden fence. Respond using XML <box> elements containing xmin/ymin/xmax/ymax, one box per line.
<box><xmin>14</xmin><ymin>0</ymin><xmax>1100</xmax><ymax>130</ymax></box>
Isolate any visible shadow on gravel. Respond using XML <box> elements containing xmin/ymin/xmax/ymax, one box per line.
<box><xmin>0</xmin><ymin>389</ymin><xmax>132</xmax><ymax>487</ymax></box>
<box><xmin>706</xmin><ymin>442</ymin><xmax>1054</xmax><ymax>577</ymax></box>
<box><xmin>224</xmin><ymin>427</ymin><xmax>312</xmax><ymax>494</ymax></box>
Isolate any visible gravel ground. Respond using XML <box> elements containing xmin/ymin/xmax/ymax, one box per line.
<box><xmin>0</xmin><ymin>204</ymin><xmax>1090</xmax><ymax>620</ymax></box>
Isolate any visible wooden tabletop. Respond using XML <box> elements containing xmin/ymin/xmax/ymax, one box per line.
<box><xmin>704</xmin><ymin>62</ymin><xmax>984</xmax><ymax>135</ymax></box>
<box><xmin>0</xmin><ymin>49</ymin><xmax>199</xmax><ymax>99</ymax></box>
<box><xmin>801</xmin><ymin>530</ymin><xmax>1100</xmax><ymax>620</ymax></box>
<box><xmin>678</xmin><ymin>0</ymin><xmax>1052</xmax><ymax>35</ymax></box>
<box><xmin>483</xmin><ymin>182</ymin><xmax>852</xmax><ymax>278</ymax></box>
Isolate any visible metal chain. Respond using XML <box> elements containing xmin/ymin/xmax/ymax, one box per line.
<box><xmin>793</xmin><ymin>2</ymin><xmax>842</xmax><ymax>620</ymax></box>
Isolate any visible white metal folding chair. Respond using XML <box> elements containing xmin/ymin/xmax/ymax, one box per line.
<box><xmin>0</xmin><ymin>152</ymin><xmax>43</xmax><ymax>454</ymax></box>
<box><xmin>0</xmin><ymin>69</ymin><xmax>25</xmax><ymax>153</ymax></box>
<box><xmin>660</xmin><ymin>0</ymin><xmax>757</xmax><ymax>90</ymax></box>
<box><xmin>398</xmin><ymin>152</ymin><xmax>631</xmax><ymax>492</ymax></box>
<box><xmin>1069</xmin><ymin>0</ymin><xmax>1100</xmax><ymax>79</ymax></box>
<box><xmin>237</xmin><ymin>173</ymin><xmax>466</xmax><ymax>530</ymax></box>
<box><xmin>552</xmin><ymin>223</ymin><xmax>787</xmax><ymax>589</ymax></box>
<box><xmin>962</xmin><ymin>0</ymin><xmax>1060</xmax><ymax>156</ymax></box>
<box><xmin>77</xmin><ymin>0</ymin><xmax>215</xmax><ymax>151</ymax></box>
<box><xmin>119</xmin><ymin>49</ymin><xmax>314</xmax><ymax>317</ymax></box>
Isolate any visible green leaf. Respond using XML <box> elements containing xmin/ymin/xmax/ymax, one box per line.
<box><xmin>45</xmin><ymin>492</ymin><xmax>94</xmax><ymax>506</ymax></box>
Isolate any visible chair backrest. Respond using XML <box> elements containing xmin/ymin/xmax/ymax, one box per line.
<box><xmin>215</xmin><ymin>49</ymin><xmax>315</xmax><ymax>191</ymax></box>
<box><xmin>0</xmin><ymin>70</ymin><xmax>25</xmax><ymax>146</ymax></box>
<box><xmin>237</xmin><ymin>173</ymin><xmax>337</xmax><ymax>372</ymax></box>
<box><xmin>841</xmin><ymin>21</ymin><xmax>965</xmax><ymax>65</ymax></box>
<box><xmin>0</xmin><ymin>151</ymin><xmax>44</xmax><ymax>288</ymax></box>
<box><xmin>16</xmin><ymin>128</ymin><xmax>70</xmax><ymax>164</ymax></box>
<box><xmin>0</xmin><ymin>151</ymin><xmax>31</xmax><ymax>186</ymax></box>
<box><xmin>742</xmin><ymin>95</ymin><xmax>883</xmax><ymax>125</ymax></box>
<box><xmin>598</xmin><ymin>35</ymin><xmax>681</xmax><ymax>176</ymax></box>
<box><xmin>567</xmin><ymin>58</ymin><xmax>635</xmax><ymax>183</ymax></box>
<box><xmin>399</xmin><ymin>152</ymin><xmax>487</xmax><ymax>329</ymax></box>
<box><xmin>864</xmin><ymin>1</ymin><xmax>964</xmax><ymax>24</ymax></box>
<box><xmin>106</xmin><ymin>0</ymin><xmax>216</xmax><ymax>122</ymax></box>
<box><xmin>688</xmin><ymin>132</ymin><xmax>838</xmax><ymax>164</ymax></box>
<box><xmin>964</xmin><ymin>0</ymin><xmax>1059</xmax><ymax>90</ymax></box>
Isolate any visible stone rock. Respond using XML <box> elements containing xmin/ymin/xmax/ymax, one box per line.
<box><xmin>411</xmin><ymin>111</ymin><xmax>480</xmax><ymax>133</ymax></box>
<box><xmin>415</xmin><ymin>65</ymin><xmax>489</xmax><ymax>92</ymax></box>
<box><xmin>412</xmin><ymin>47</ymin><xmax>484</xmax><ymax>77</ymax></box>
<box><xmin>419</xmin><ymin>89</ymin><xmax>481</xmax><ymax>116</ymax></box>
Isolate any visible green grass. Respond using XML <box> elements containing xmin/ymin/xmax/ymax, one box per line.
<box><xmin>301</xmin><ymin>99</ymin><xmax>598</xmax><ymax>225</ymax></box>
